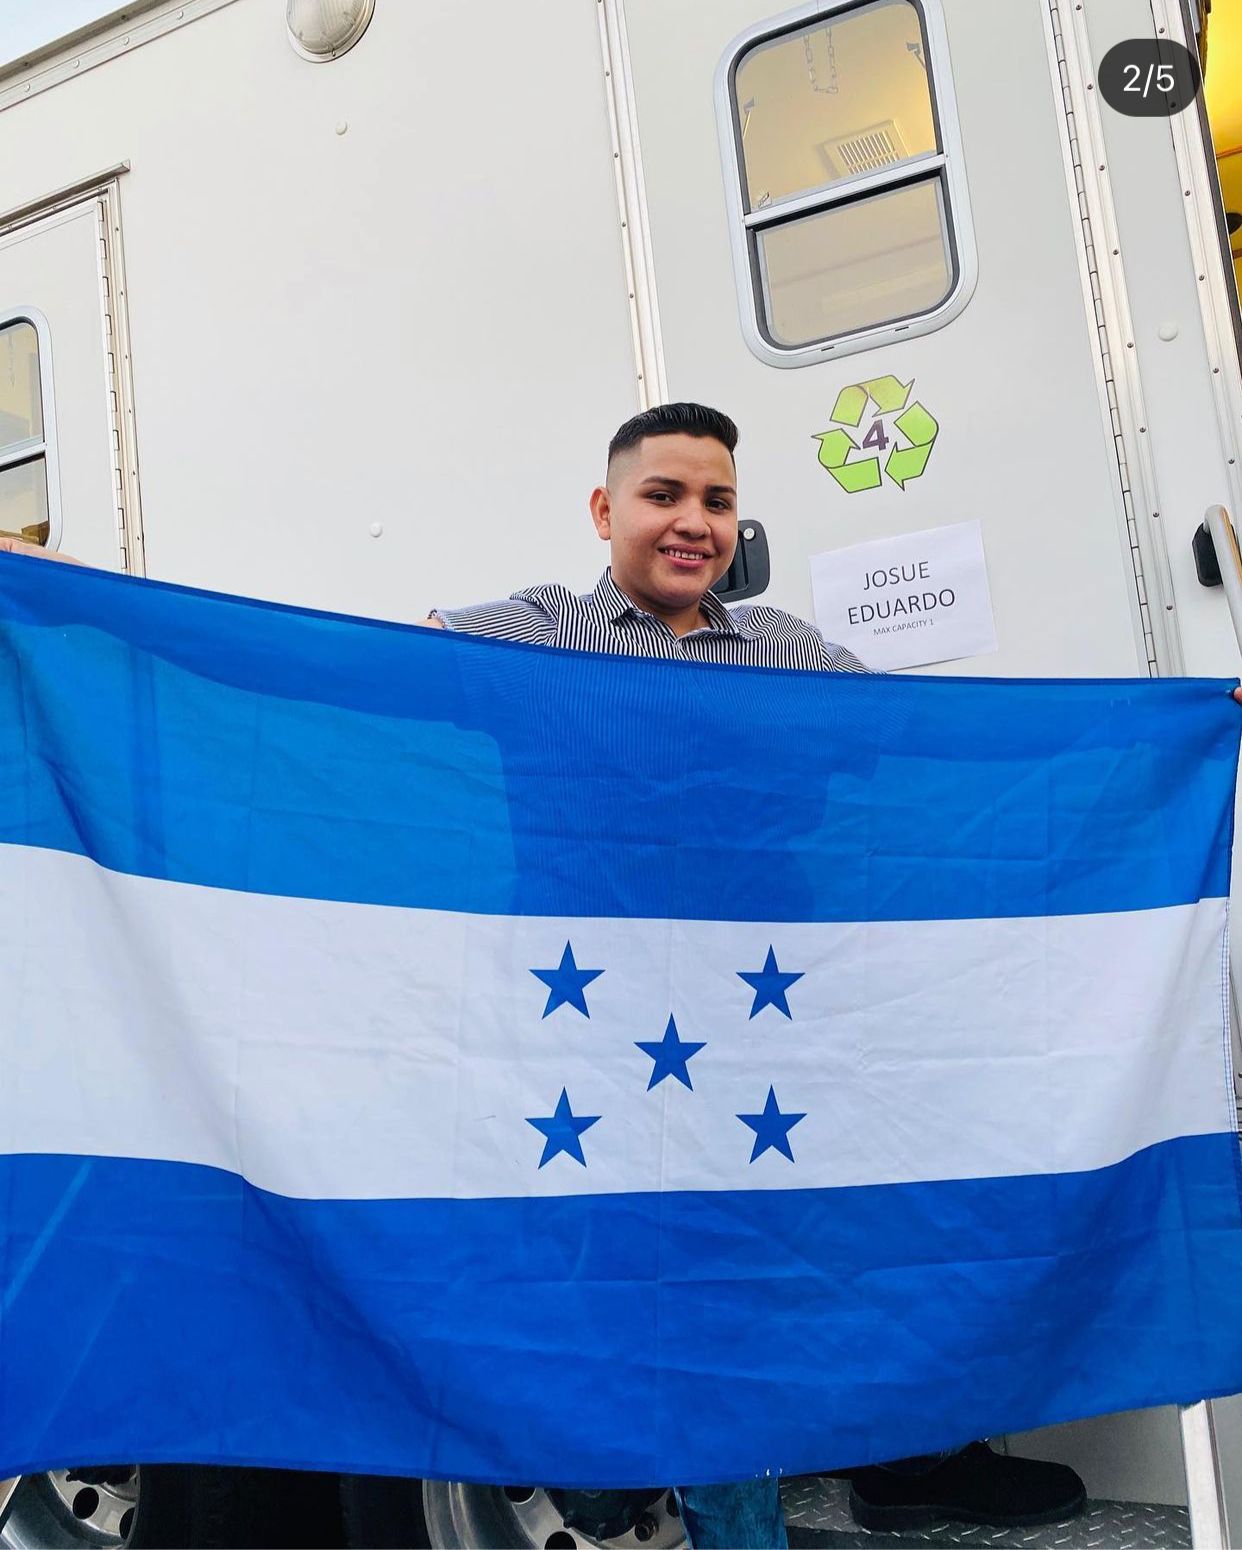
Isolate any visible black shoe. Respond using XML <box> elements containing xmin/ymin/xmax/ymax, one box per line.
<box><xmin>847</xmin><ymin>1442</ymin><xmax>1086</xmax><ymax>1531</ymax></box>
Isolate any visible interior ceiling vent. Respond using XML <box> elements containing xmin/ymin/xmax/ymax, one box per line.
<box><xmin>822</xmin><ymin>121</ymin><xmax>909</xmax><ymax>180</ymax></box>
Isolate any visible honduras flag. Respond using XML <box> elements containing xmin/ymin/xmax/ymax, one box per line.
<box><xmin>1</xmin><ymin>556</ymin><xmax>1241</xmax><ymax>1487</ymax></box>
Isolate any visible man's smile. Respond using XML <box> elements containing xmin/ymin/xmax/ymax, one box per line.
<box><xmin>660</xmin><ymin>546</ymin><xmax>712</xmax><ymax>567</ymax></box>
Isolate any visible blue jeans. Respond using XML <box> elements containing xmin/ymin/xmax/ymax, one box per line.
<box><xmin>674</xmin><ymin>1480</ymin><xmax>787</xmax><ymax>1549</ymax></box>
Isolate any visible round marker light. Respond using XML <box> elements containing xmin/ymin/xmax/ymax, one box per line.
<box><xmin>286</xmin><ymin>0</ymin><xmax>375</xmax><ymax>62</ymax></box>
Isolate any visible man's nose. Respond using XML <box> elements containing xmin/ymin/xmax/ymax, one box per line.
<box><xmin>674</xmin><ymin>503</ymin><xmax>712</xmax><ymax>534</ymax></box>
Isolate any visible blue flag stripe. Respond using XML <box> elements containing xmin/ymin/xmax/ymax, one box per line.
<box><xmin>3</xmin><ymin>1136</ymin><xmax>1242</xmax><ymax>1485</ymax></box>
<box><xmin>0</xmin><ymin>561</ymin><xmax>1236</xmax><ymax>921</ymax></box>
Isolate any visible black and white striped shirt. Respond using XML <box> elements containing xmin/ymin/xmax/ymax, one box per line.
<box><xmin>434</xmin><ymin>569</ymin><xmax>868</xmax><ymax>673</ymax></box>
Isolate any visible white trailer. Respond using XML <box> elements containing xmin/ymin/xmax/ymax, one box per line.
<box><xmin>0</xmin><ymin>0</ymin><xmax>1240</xmax><ymax>1546</ymax></box>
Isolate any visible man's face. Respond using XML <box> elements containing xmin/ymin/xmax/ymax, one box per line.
<box><xmin>589</xmin><ymin>433</ymin><xmax>738</xmax><ymax>624</ymax></box>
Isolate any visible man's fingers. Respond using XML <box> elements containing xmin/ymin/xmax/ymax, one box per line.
<box><xmin>0</xmin><ymin>536</ymin><xmax>85</xmax><ymax>565</ymax></box>
<box><xmin>1232</xmin><ymin>686</ymin><xmax>1242</xmax><ymax>707</ymax></box>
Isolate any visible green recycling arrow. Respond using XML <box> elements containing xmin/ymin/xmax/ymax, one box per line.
<box><xmin>863</xmin><ymin>375</ymin><xmax>913</xmax><ymax>413</ymax></box>
<box><xmin>884</xmin><ymin>402</ymin><xmax>939</xmax><ymax>490</ymax></box>
<box><xmin>815</xmin><ymin>428</ymin><xmax>882</xmax><ymax>494</ymax></box>
<box><xmin>829</xmin><ymin>385</ymin><xmax>869</xmax><ymax>428</ymax></box>
<box><xmin>829</xmin><ymin>376</ymin><xmax>912</xmax><ymax>426</ymax></box>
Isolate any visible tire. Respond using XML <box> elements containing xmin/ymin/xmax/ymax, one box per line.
<box><xmin>340</xmin><ymin>1475</ymin><xmax>430</xmax><ymax>1549</ymax></box>
<box><xmin>340</xmin><ymin>1476</ymin><xmax>687</xmax><ymax>1550</ymax></box>
<box><xmin>1</xmin><ymin>1465</ymin><xmax>345</xmax><ymax>1549</ymax></box>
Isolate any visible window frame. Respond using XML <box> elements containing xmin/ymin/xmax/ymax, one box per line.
<box><xmin>0</xmin><ymin>307</ymin><xmax>62</xmax><ymax>549</ymax></box>
<box><xmin>714</xmin><ymin>0</ymin><xmax>978</xmax><ymax>368</ymax></box>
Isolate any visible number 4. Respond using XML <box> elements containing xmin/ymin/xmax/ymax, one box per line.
<box><xmin>862</xmin><ymin>419</ymin><xmax>889</xmax><ymax>452</ymax></box>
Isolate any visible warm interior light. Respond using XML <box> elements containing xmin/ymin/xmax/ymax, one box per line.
<box><xmin>1205</xmin><ymin>0</ymin><xmax>1242</xmax><ymax>285</ymax></box>
<box><xmin>286</xmin><ymin>0</ymin><xmax>375</xmax><ymax>62</ymax></box>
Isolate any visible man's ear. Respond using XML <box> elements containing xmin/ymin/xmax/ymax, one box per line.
<box><xmin>589</xmin><ymin>485</ymin><xmax>612</xmax><ymax>541</ymax></box>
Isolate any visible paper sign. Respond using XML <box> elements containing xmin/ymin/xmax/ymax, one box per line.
<box><xmin>810</xmin><ymin>520</ymin><xmax>998</xmax><ymax>671</ymax></box>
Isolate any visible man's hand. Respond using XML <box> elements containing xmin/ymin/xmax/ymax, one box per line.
<box><xmin>416</xmin><ymin>616</ymin><xmax>445</xmax><ymax>629</ymax></box>
<box><xmin>1234</xmin><ymin>686</ymin><xmax>1242</xmax><ymax>706</ymax></box>
<box><xmin>0</xmin><ymin>536</ymin><xmax>84</xmax><ymax>565</ymax></box>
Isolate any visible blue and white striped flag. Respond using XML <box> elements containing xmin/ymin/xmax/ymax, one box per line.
<box><xmin>2</xmin><ymin>557</ymin><xmax>1241</xmax><ymax>1486</ymax></box>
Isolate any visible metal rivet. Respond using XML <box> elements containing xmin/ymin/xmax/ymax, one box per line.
<box><xmin>1087</xmin><ymin>82</ymin><xmax>1094</xmax><ymax>89</ymax></box>
<box><xmin>369</xmin><ymin>522</ymin><xmax>383</xmax><ymax>538</ymax></box>
<box><xmin>1139</xmin><ymin>426</ymin><xmax>1146</xmax><ymax>433</ymax></box>
<box><xmin>1127</xmin><ymin>341</ymin><xmax>1134</xmax><ymax>348</ymax></box>
<box><xmin>1098</xmin><ymin>164</ymin><xmax>1105</xmax><ymax>171</ymax></box>
<box><xmin>335</xmin><ymin>120</ymin><xmax>348</xmax><ymax>135</ymax></box>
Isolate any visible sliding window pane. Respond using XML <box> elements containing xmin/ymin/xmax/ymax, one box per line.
<box><xmin>0</xmin><ymin>458</ymin><xmax>50</xmax><ymax>545</ymax></box>
<box><xmin>0</xmin><ymin>322</ymin><xmax>43</xmax><ymax>451</ymax></box>
<box><xmin>734</xmin><ymin>0</ymin><xmax>937</xmax><ymax>212</ymax></box>
<box><xmin>756</xmin><ymin>177</ymin><xmax>951</xmax><ymax>347</ymax></box>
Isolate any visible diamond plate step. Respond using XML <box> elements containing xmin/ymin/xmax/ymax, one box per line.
<box><xmin>781</xmin><ymin>1476</ymin><xmax>1191</xmax><ymax>1548</ymax></box>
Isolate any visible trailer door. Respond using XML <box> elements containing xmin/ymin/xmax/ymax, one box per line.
<box><xmin>616</xmin><ymin>0</ymin><xmax>1241</xmax><ymax>1515</ymax></box>
<box><xmin>0</xmin><ymin>195</ymin><xmax>134</xmax><ymax>572</ymax></box>
<box><xmin>619</xmin><ymin>0</ymin><xmax>1154</xmax><ymax>680</ymax></box>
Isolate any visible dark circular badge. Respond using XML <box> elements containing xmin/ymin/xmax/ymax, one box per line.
<box><xmin>1098</xmin><ymin>38</ymin><xmax>1201</xmax><ymax>117</ymax></box>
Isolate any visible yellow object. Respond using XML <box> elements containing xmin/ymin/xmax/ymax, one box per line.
<box><xmin>1206</xmin><ymin>0</ymin><xmax>1242</xmax><ymax>295</ymax></box>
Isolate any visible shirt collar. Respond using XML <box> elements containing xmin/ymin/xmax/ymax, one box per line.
<box><xmin>591</xmin><ymin>568</ymin><xmax>740</xmax><ymax>635</ymax></box>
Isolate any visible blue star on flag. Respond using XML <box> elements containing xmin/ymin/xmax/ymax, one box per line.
<box><xmin>737</xmin><ymin>1086</ymin><xmax>806</xmax><ymax>1163</ymax></box>
<box><xmin>526</xmin><ymin>1088</ymin><xmax>600</xmax><ymax>1168</ymax></box>
<box><xmin>737</xmin><ymin>946</ymin><xmax>803</xmax><ymax>1019</ymax></box>
<box><xmin>635</xmin><ymin>1015</ymin><xmax>706</xmax><ymax>1091</ymax></box>
<box><xmin>531</xmin><ymin>941</ymin><xmax>603</xmax><ymax>1018</ymax></box>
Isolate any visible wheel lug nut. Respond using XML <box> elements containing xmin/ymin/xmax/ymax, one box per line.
<box><xmin>634</xmin><ymin>1512</ymin><xmax>657</xmax><ymax>1542</ymax></box>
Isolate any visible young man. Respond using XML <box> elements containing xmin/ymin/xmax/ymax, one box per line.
<box><xmin>422</xmin><ymin>401</ymin><xmax>1088</xmax><ymax>1548</ymax></box>
<box><xmin>422</xmin><ymin>403</ymin><xmax>865</xmax><ymax>669</ymax></box>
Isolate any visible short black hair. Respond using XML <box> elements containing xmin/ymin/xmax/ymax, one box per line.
<box><xmin>607</xmin><ymin>402</ymin><xmax>738</xmax><ymax>472</ymax></box>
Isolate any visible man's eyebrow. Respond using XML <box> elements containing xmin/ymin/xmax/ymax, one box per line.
<box><xmin>637</xmin><ymin>475</ymin><xmax>737</xmax><ymax>496</ymax></box>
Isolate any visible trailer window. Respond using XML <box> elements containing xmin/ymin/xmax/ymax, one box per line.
<box><xmin>719</xmin><ymin>0</ymin><xmax>975</xmax><ymax>365</ymax></box>
<box><xmin>0</xmin><ymin>319</ymin><xmax>52</xmax><ymax>546</ymax></box>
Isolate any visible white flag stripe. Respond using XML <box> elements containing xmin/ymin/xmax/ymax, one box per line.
<box><xmin>0</xmin><ymin>844</ymin><xmax>1229</xmax><ymax>1201</ymax></box>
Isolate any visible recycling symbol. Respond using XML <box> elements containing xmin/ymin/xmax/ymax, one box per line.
<box><xmin>814</xmin><ymin>376</ymin><xmax>939</xmax><ymax>493</ymax></box>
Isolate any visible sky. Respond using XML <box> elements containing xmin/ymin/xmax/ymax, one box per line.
<box><xmin>0</xmin><ymin>1</ymin><xmax>138</xmax><ymax>68</ymax></box>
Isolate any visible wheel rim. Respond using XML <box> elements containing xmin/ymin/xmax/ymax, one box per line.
<box><xmin>0</xmin><ymin>1469</ymin><xmax>138</xmax><ymax>1549</ymax></box>
<box><xmin>421</xmin><ymin>1482</ymin><xmax>687</xmax><ymax>1549</ymax></box>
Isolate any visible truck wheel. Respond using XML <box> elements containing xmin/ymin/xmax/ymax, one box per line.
<box><xmin>1</xmin><ymin>1465</ymin><xmax>345</xmax><ymax>1549</ymax></box>
<box><xmin>340</xmin><ymin>1476</ymin><xmax>687</xmax><ymax>1549</ymax></box>
<box><xmin>1</xmin><ymin>1467</ymin><xmax>146</xmax><ymax>1548</ymax></box>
